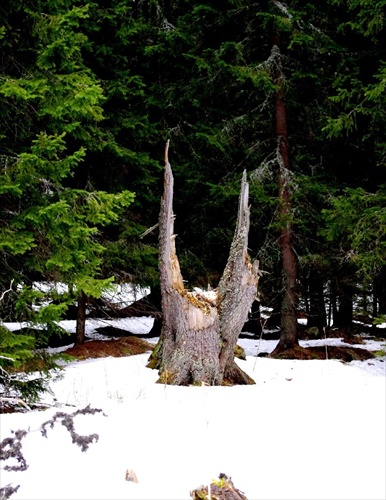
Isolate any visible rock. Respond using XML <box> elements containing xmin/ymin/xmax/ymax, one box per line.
<box><xmin>125</xmin><ymin>469</ymin><xmax>138</xmax><ymax>483</ymax></box>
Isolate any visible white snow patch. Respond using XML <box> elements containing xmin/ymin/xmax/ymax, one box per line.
<box><xmin>0</xmin><ymin>318</ymin><xmax>385</xmax><ymax>500</ymax></box>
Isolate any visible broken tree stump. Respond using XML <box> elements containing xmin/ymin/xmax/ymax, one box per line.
<box><xmin>148</xmin><ymin>141</ymin><xmax>259</xmax><ymax>386</ymax></box>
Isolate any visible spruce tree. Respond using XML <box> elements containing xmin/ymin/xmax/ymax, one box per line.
<box><xmin>0</xmin><ymin>1</ymin><xmax>135</xmax><ymax>352</ymax></box>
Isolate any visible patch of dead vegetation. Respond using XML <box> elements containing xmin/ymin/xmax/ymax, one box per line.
<box><xmin>62</xmin><ymin>336</ymin><xmax>154</xmax><ymax>361</ymax></box>
<box><xmin>63</xmin><ymin>337</ymin><xmax>375</xmax><ymax>365</ymax></box>
<box><xmin>270</xmin><ymin>344</ymin><xmax>375</xmax><ymax>362</ymax></box>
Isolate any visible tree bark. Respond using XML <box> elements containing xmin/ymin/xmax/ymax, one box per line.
<box><xmin>334</xmin><ymin>287</ymin><xmax>353</xmax><ymax>332</ymax></box>
<box><xmin>329</xmin><ymin>278</ymin><xmax>338</xmax><ymax>327</ymax></box>
<box><xmin>75</xmin><ymin>291</ymin><xmax>87</xmax><ymax>345</ymax></box>
<box><xmin>149</xmin><ymin>141</ymin><xmax>259</xmax><ymax>385</ymax></box>
<box><xmin>270</xmin><ymin>43</ymin><xmax>299</xmax><ymax>357</ymax></box>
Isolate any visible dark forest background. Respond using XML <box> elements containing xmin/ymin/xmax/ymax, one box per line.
<box><xmin>1</xmin><ymin>0</ymin><xmax>385</xmax><ymax>360</ymax></box>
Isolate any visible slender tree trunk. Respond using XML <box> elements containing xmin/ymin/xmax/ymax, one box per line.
<box><xmin>335</xmin><ymin>291</ymin><xmax>353</xmax><ymax>332</ymax></box>
<box><xmin>330</xmin><ymin>279</ymin><xmax>338</xmax><ymax>327</ymax></box>
<box><xmin>307</xmin><ymin>271</ymin><xmax>327</xmax><ymax>336</ymax></box>
<box><xmin>372</xmin><ymin>277</ymin><xmax>379</xmax><ymax>333</ymax></box>
<box><xmin>270</xmin><ymin>43</ymin><xmax>298</xmax><ymax>357</ymax></box>
<box><xmin>331</xmin><ymin>271</ymin><xmax>354</xmax><ymax>333</ymax></box>
<box><xmin>75</xmin><ymin>291</ymin><xmax>87</xmax><ymax>345</ymax></box>
<box><xmin>148</xmin><ymin>142</ymin><xmax>259</xmax><ymax>385</ymax></box>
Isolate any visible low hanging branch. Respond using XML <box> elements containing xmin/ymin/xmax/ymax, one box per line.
<box><xmin>148</xmin><ymin>141</ymin><xmax>259</xmax><ymax>386</ymax></box>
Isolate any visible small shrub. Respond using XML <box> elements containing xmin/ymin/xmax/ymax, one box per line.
<box><xmin>0</xmin><ymin>325</ymin><xmax>66</xmax><ymax>411</ymax></box>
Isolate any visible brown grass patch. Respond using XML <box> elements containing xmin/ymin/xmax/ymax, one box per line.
<box><xmin>62</xmin><ymin>336</ymin><xmax>154</xmax><ymax>361</ymax></box>
<box><xmin>271</xmin><ymin>345</ymin><xmax>375</xmax><ymax>362</ymax></box>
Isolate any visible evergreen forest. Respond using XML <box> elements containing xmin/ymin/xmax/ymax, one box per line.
<box><xmin>0</xmin><ymin>0</ymin><xmax>385</xmax><ymax>394</ymax></box>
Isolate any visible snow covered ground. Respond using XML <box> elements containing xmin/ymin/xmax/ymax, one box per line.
<box><xmin>1</xmin><ymin>316</ymin><xmax>385</xmax><ymax>500</ymax></box>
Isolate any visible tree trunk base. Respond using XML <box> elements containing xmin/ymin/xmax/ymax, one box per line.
<box><xmin>270</xmin><ymin>342</ymin><xmax>313</xmax><ymax>359</ymax></box>
<box><xmin>270</xmin><ymin>339</ymin><xmax>301</xmax><ymax>358</ymax></box>
<box><xmin>147</xmin><ymin>340</ymin><xmax>255</xmax><ymax>386</ymax></box>
<box><xmin>156</xmin><ymin>347</ymin><xmax>222</xmax><ymax>386</ymax></box>
<box><xmin>222</xmin><ymin>360</ymin><xmax>255</xmax><ymax>386</ymax></box>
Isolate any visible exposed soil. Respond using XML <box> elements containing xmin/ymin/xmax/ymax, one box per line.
<box><xmin>266</xmin><ymin>344</ymin><xmax>376</xmax><ymax>362</ymax></box>
<box><xmin>61</xmin><ymin>336</ymin><xmax>376</xmax><ymax>365</ymax></box>
<box><xmin>62</xmin><ymin>336</ymin><xmax>155</xmax><ymax>361</ymax></box>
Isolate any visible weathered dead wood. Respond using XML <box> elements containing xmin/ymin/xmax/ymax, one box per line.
<box><xmin>191</xmin><ymin>473</ymin><xmax>248</xmax><ymax>500</ymax></box>
<box><xmin>218</xmin><ymin>170</ymin><xmax>260</xmax><ymax>382</ymax></box>
<box><xmin>149</xmin><ymin>141</ymin><xmax>259</xmax><ymax>385</ymax></box>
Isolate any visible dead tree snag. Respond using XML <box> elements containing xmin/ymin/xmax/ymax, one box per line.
<box><xmin>148</xmin><ymin>142</ymin><xmax>259</xmax><ymax>386</ymax></box>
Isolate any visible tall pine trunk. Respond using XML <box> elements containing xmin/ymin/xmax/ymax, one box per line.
<box><xmin>148</xmin><ymin>142</ymin><xmax>259</xmax><ymax>386</ymax></box>
<box><xmin>270</xmin><ymin>43</ymin><xmax>299</xmax><ymax>357</ymax></box>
